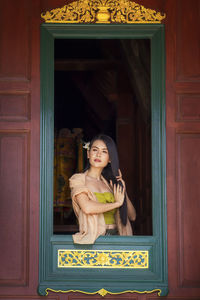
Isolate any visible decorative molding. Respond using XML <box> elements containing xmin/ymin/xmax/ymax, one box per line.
<box><xmin>45</xmin><ymin>287</ymin><xmax>162</xmax><ymax>297</ymax></box>
<box><xmin>176</xmin><ymin>0</ymin><xmax>200</xmax><ymax>82</ymax></box>
<box><xmin>176</xmin><ymin>132</ymin><xmax>200</xmax><ymax>288</ymax></box>
<box><xmin>0</xmin><ymin>1</ymin><xmax>31</xmax><ymax>81</ymax></box>
<box><xmin>176</xmin><ymin>94</ymin><xmax>200</xmax><ymax>122</ymax></box>
<box><xmin>41</xmin><ymin>0</ymin><xmax>166</xmax><ymax>24</ymax></box>
<box><xmin>0</xmin><ymin>92</ymin><xmax>31</xmax><ymax>122</ymax></box>
<box><xmin>58</xmin><ymin>249</ymin><xmax>148</xmax><ymax>268</ymax></box>
<box><xmin>0</xmin><ymin>130</ymin><xmax>30</xmax><ymax>287</ymax></box>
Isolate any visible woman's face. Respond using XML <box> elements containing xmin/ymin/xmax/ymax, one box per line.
<box><xmin>88</xmin><ymin>139</ymin><xmax>110</xmax><ymax>169</ymax></box>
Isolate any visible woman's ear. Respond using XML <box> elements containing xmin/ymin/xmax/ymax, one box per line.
<box><xmin>87</xmin><ymin>150</ymin><xmax>90</xmax><ymax>159</ymax></box>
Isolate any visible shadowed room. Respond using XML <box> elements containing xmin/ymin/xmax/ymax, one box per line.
<box><xmin>53</xmin><ymin>38</ymin><xmax>152</xmax><ymax>236</ymax></box>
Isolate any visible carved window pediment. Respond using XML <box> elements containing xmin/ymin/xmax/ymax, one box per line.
<box><xmin>41</xmin><ymin>0</ymin><xmax>166</xmax><ymax>24</ymax></box>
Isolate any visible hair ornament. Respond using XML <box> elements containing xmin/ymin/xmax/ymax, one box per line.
<box><xmin>83</xmin><ymin>141</ymin><xmax>90</xmax><ymax>150</ymax></box>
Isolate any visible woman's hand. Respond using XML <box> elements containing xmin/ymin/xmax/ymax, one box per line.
<box><xmin>113</xmin><ymin>182</ymin><xmax>125</xmax><ymax>207</ymax></box>
<box><xmin>116</xmin><ymin>169</ymin><xmax>126</xmax><ymax>191</ymax></box>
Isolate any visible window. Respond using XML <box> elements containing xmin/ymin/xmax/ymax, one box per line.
<box><xmin>39</xmin><ymin>23</ymin><xmax>168</xmax><ymax>297</ymax></box>
<box><xmin>53</xmin><ymin>38</ymin><xmax>152</xmax><ymax>236</ymax></box>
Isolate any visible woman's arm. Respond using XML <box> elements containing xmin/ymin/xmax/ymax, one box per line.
<box><xmin>76</xmin><ymin>184</ymin><xmax>124</xmax><ymax>215</ymax></box>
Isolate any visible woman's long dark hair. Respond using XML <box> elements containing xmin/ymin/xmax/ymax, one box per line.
<box><xmin>84</xmin><ymin>134</ymin><xmax>127</xmax><ymax>225</ymax></box>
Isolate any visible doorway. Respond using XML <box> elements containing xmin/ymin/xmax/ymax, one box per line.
<box><xmin>53</xmin><ymin>38</ymin><xmax>152</xmax><ymax>235</ymax></box>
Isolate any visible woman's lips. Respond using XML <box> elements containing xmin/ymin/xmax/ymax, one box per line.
<box><xmin>94</xmin><ymin>159</ymin><xmax>101</xmax><ymax>162</ymax></box>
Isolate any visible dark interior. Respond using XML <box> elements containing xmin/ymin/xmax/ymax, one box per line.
<box><xmin>53</xmin><ymin>39</ymin><xmax>152</xmax><ymax>235</ymax></box>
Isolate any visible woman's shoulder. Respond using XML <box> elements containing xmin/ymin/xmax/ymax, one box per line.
<box><xmin>69</xmin><ymin>172</ymin><xmax>86</xmax><ymax>186</ymax></box>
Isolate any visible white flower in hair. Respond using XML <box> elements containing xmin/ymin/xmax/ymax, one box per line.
<box><xmin>83</xmin><ymin>142</ymin><xmax>90</xmax><ymax>150</ymax></box>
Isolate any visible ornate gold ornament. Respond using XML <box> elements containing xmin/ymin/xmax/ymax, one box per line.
<box><xmin>41</xmin><ymin>0</ymin><xmax>166</xmax><ymax>24</ymax></box>
<box><xmin>58</xmin><ymin>249</ymin><xmax>148</xmax><ymax>268</ymax></box>
<box><xmin>45</xmin><ymin>287</ymin><xmax>162</xmax><ymax>297</ymax></box>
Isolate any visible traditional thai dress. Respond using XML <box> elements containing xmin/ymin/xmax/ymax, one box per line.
<box><xmin>69</xmin><ymin>171</ymin><xmax>133</xmax><ymax>244</ymax></box>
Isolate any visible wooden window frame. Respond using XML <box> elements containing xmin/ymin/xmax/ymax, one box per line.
<box><xmin>39</xmin><ymin>23</ymin><xmax>168</xmax><ymax>297</ymax></box>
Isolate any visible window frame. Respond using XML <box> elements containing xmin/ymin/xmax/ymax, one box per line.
<box><xmin>39</xmin><ymin>23</ymin><xmax>168</xmax><ymax>297</ymax></box>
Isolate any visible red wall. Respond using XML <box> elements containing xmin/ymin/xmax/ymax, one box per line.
<box><xmin>0</xmin><ymin>0</ymin><xmax>200</xmax><ymax>299</ymax></box>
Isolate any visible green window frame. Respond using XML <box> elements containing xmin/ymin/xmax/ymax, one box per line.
<box><xmin>39</xmin><ymin>23</ymin><xmax>168</xmax><ymax>297</ymax></box>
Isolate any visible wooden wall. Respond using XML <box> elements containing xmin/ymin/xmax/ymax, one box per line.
<box><xmin>165</xmin><ymin>0</ymin><xmax>200</xmax><ymax>297</ymax></box>
<box><xmin>0</xmin><ymin>0</ymin><xmax>200</xmax><ymax>299</ymax></box>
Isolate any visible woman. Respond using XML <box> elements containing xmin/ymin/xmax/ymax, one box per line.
<box><xmin>69</xmin><ymin>134</ymin><xmax>136</xmax><ymax>244</ymax></box>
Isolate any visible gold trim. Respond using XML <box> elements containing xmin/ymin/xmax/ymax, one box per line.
<box><xmin>45</xmin><ymin>287</ymin><xmax>162</xmax><ymax>297</ymax></box>
<box><xmin>58</xmin><ymin>249</ymin><xmax>148</xmax><ymax>268</ymax></box>
<box><xmin>41</xmin><ymin>0</ymin><xmax>166</xmax><ymax>24</ymax></box>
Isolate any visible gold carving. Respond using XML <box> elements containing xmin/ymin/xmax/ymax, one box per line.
<box><xmin>45</xmin><ymin>287</ymin><xmax>162</xmax><ymax>297</ymax></box>
<box><xmin>41</xmin><ymin>0</ymin><xmax>166</xmax><ymax>24</ymax></box>
<box><xmin>58</xmin><ymin>249</ymin><xmax>148</xmax><ymax>268</ymax></box>
<box><xmin>98</xmin><ymin>288</ymin><xmax>108</xmax><ymax>296</ymax></box>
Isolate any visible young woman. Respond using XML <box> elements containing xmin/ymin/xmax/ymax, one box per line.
<box><xmin>69</xmin><ymin>134</ymin><xmax>136</xmax><ymax>244</ymax></box>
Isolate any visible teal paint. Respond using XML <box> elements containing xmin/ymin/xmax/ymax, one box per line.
<box><xmin>39</xmin><ymin>24</ymin><xmax>168</xmax><ymax>296</ymax></box>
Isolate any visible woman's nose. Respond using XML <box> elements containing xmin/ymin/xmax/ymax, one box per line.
<box><xmin>96</xmin><ymin>150</ymin><xmax>101</xmax><ymax>157</ymax></box>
